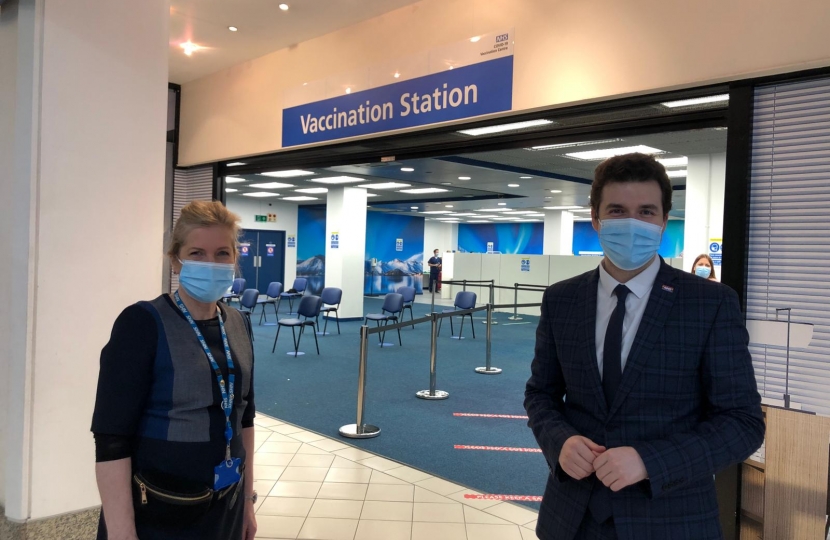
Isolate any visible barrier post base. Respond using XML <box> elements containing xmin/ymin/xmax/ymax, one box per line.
<box><xmin>316</xmin><ymin>331</ymin><xmax>330</xmax><ymax>336</ymax></box>
<box><xmin>339</xmin><ymin>424</ymin><xmax>381</xmax><ymax>439</ymax></box>
<box><xmin>286</xmin><ymin>351</ymin><xmax>306</xmax><ymax>356</ymax></box>
<box><xmin>475</xmin><ymin>367</ymin><xmax>503</xmax><ymax>375</ymax></box>
<box><xmin>416</xmin><ymin>390</ymin><xmax>449</xmax><ymax>400</ymax></box>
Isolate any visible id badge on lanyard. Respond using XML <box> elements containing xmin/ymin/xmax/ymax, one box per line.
<box><xmin>174</xmin><ymin>291</ymin><xmax>242</xmax><ymax>490</ymax></box>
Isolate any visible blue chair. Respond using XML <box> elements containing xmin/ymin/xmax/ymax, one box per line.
<box><xmin>398</xmin><ymin>286</ymin><xmax>416</xmax><ymax>329</ymax></box>
<box><xmin>439</xmin><ymin>291</ymin><xmax>477</xmax><ymax>339</ymax></box>
<box><xmin>272</xmin><ymin>295</ymin><xmax>323</xmax><ymax>356</ymax></box>
<box><xmin>223</xmin><ymin>278</ymin><xmax>246</xmax><ymax>304</ymax></box>
<box><xmin>365</xmin><ymin>293</ymin><xmax>404</xmax><ymax>346</ymax></box>
<box><xmin>280</xmin><ymin>278</ymin><xmax>308</xmax><ymax>315</ymax></box>
<box><xmin>237</xmin><ymin>288</ymin><xmax>260</xmax><ymax>340</ymax></box>
<box><xmin>257</xmin><ymin>282</ymin><xmax>283</xmax><ymax>325</ymax></box>
<box><xmin>317</xmin><ymin>287</ymin><xmax>342</xmax><ymax>335</ymax></box>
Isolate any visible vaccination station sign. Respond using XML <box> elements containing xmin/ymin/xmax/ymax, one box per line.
<box><xmin>282</xmin><ymin>31</ymin><xmax>514</xmax><ymax>147</ymax></box>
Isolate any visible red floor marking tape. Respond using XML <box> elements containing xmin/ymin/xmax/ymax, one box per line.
<box><xmin>464</xmin><ymin>494</ymin><xmax>543</xmax><ymax>502</ymax></box>
<box><xmin>453</xmin><ymin>413</ymin><xmax>529</xmax><ymax>419</ymax></box>
<box><xmin>454</xmin><ymin>445</ymin><xmax>542</xmax><ymax>453</ymax></box>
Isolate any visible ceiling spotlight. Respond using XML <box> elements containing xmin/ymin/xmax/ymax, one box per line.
<box><xmin>394</xmin><ymin>72</ymin><xmax>401</xmax><ymax>79</ymax></box>
<box><xmin>508</xmin><ymin>184</ymin><xmax>520</xmax><ymax>187</ymax></box>
<box><xmin>345</xmin><ymin>88</ymin><xmax>351</xmax><ymax>94</ymax></box>
<box><xmin>549</xmin><ymin>189</ymin><xmax>562</xmax><ymax>193</ymax></box>
<box><xmin>445</xmin><ymin>205</ymin><xmax>454</xmax><ymax>208</ymax></box>
<box><xmin>180</xmin><ymin>41</ymin><xmax>202</xmax><ymax>56</ymax></box>
<box><xmin>400</xmin><ymin>167</ymin><xmax>414</xmax><ymax>172</ymax></box>
<box><xmin>498</xmin><ymin>202</ymin><xmax>507</xmax><ymax>206</ymax></box>
<box><xmin>520</xmin><ymin>176</ymin><xmax>532</xmax><ymax>179</ymax></box>
<box><xmin>228</xmin><ymin>26</ymin><xmax>238</xmax><ymax>32</ymax></box>
<box><xmin>279</xmin><ymin>3</ymin><xmax>289</xmax><ymax>11</ymax></box>
<box><xmin>470</xmin><ymin>36</ymin><xmax>481</xmax><ymax>43</ymax></box>
<box><xmin>458</xmin><ymin>176</ymin><xmax>471</xmax><ymax>180</ymax></box>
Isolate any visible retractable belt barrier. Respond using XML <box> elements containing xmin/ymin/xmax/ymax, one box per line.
<box><xmin>339</xmin><ymin>282</ymin><xmax>545</xmax><ymax>440</ymax></box>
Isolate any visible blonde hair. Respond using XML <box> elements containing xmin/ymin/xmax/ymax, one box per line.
<box><xmin>167</xmin><ymin>200</ymin><xmax>241</xmax><ymax>261</ymax></box>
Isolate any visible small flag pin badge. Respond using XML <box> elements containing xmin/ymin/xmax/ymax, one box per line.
<box><xmin>662</xmin><ymin>285</ymin><xmax>674</xmax><ymax>293</ymax></box>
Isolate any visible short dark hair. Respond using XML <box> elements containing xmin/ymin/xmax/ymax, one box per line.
<box><xmin>590</xmin><ymin>153</ymin><xmax>673</xmax><ymax>217</ymax></box>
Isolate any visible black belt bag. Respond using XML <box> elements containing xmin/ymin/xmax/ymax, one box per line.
<box><xmin>131</xmin><ymin>466</ymin><xmax>244</xmax><ymax>527</ymax></box>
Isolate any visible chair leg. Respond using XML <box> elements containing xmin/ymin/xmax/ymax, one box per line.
<box><xmin>470</xmin><ymin>314</ymin><xmax>476</xmax><ymax>339</ymax></box>
<box><xmin>272</xmin><ymin>324</ymin><xmax>282</xmax><ymax>353</ymax></box>
<box><xmin>450</xmin><ymin>315</ymin><xmax>455</xmax><ymax>336</ymax></box>
<box><xmin>459</xmin><ymin>315</ymin><xmax>464</xmax><ymax>339</ymax></box>
<box><xmin>245</xmin><ymin>312</ymin><xmax>254</xmax><ymax>341</ymax></box>
<box><xmin>397</xmin><ymin>323</ymin><xmax>402</xmax><ymax>346</ymax></box>
<box><xmin>409</xmin><ymin>306</ymin><xmax>414</xmax><ymax>329</ymax></box>
<box><xmin>259</xmin><ymin>303</ymin><xmax>266</xmax><ymax>325</ymax></box>
<box><xmin>380</xmin><ymin>320</ymin><xmax>387</xmax><ymax>345</ymax></box>
<box><xmin>438</xmin><ymin>317</ymin><xmax>443</xmax><ymax>337</ymax></box>
<box><xmin>311</xmin><ymin>323</ymin><xmax>320</xmax><ymax>354</ymax></box>
<box><xmin>322</xmin><ymin>313</ymin><xmax>328</xmax><ymax>335</ymax></box>
<box><xmin>291</xmin><ymin>326</ymin><xmax>300</xmax><ymax>355</ymax></box>
<box><xmin>335</xmin><ymin>310</ymin><xmax>340</xmax><ymax>334</ymax></box>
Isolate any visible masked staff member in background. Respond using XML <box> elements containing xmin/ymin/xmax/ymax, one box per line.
<box><xmin>691</xmin><ymin>253</ymin><xmax>718</xmax><ymax>281</ymax></box>
<box><xmin>525</xmin><ymin>153</ymin><xmax>763</xmax><ymax>540</ymax></box>
<box><xmin>92</xmin><ymin>201</ymin><xmax>257</xmax><ymax>540</ymax></box>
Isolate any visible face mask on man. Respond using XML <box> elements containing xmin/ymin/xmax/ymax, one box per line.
<box><xmin>598</xmin><ymin>218</ymin><xmax>663</xmax><ymax>271</ymax></box>
<box><xmin>695</xmin><ymin>266</ymin><xmax>712</xmax><ymax>279</ymax></box>
<box><xmin>178</xmin><ymin>259</ymin><xmax>236</xmax><ymax>303</ymax></box>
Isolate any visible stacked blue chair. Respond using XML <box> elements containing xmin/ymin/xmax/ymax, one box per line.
<box><xmin>256</xmin><ymin>282</ymin><xmax>283</xmax><ymax>325</ymax></box>
<box><xmin>317</xmin><ymin>287</ymin><xmax>342</xmax><ymax>335</ymax></box>
<box><xmin>398</xmin><ymin>286</ymin><xmax>416</xmax><ymax>329</ymax></box>
<box><xmin>237</xmin><ymin>289</ymin><xmax>260</xmax><ymax>340</ymax></box>
<box><xmin>222</xmin><ymin>278</ymin><xmax>246</xmax><ymax>304</ymax></box>
<box><xmin>272</xmin><ymin>295</ymin><xmax>323</xmax><ymax>356</ymax></box>
<box><xmin>438</xmin><ymin>291</ymin><xmax>477</xmax><ymax>339</ymax></box>
<box><xmin>280</xmin><ymin>277</ymin><xmax>308</xmax><ymax>315</ymax></box>
<box><xmin>364</xmin><ymin>293</ymin><xmax>404</xmax><ymax>346</ymax></box>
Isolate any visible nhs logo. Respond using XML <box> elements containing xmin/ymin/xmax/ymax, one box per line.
<box><xmin>496</xmin><ymin>34</ymin><xmax>509</xmax><ymax>43</ymax></box>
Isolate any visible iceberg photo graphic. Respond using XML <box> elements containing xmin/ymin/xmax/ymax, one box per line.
<box><xmin>297</xmin><ymin>254</ymin><xmax>325</xmax><ymax>276</ymax></box>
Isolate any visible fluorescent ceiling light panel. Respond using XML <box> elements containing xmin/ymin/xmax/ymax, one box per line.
<box><xmin>565</xmin><ymin>145</ymin><xmax>664</xmax><ymax>161</ymax></box>
<box><xmin>657</xmin><ymin>157</ymin><xmax>689</xmax><ymax>168</ymax></box>
<box><xmin>466</xmin><ymin>220</ymin><xmax>491</xmax><ymax>223</ymax></box>
<box><xmin>667</xmin><ymin>169</ymin><xmax>688</xmax><ymax>178</ymax></box>
<box><xmin>358</xmin><ymin>182</ymin><xmax>411</xmax><ymax>190</ymax></box>
<box><xmin>310</xmin><ymin>176</ymin><xmax>364</xmax><ymax>184</ymax></box>
<box><xmin>243</xmin><ymin>192</ymin><xmax>279</xmax><ymax>198</ymax></box>
<box><xmin>225</xmin><ymin>177</ymin><xmax>246</xmax><ymax>183</ymax></box>
<box><xmin>366</xmin><ymin>193</ymin><xmax>378</xmax><ymax>197</ymax></box>
<box><xmin>544</xmin><ymin>205</ymin><xmax>584</xmax><ymax>210</ymax></box>
<box><xmin>529</xmin><ymin>138</ymin><xmax>622</xmax><ymax>151</ymax></box>
<box><xmin>400</xmin><ymin>167</ymin><xmax>414</xmax><ymax>172</ymax></box>
<box><xmin>259</xmin><ymin>169</ymin><xmax>315</xmax><ymax>178</ymax></box>
<box><xmin>570</xmin><ymin>209</ymin><xmax>593</xmax><ymax>213</ymax></box>
<box><xmin>226</xmin><ymin>162</ymin><xmax>246</xmax><ymax>166</ymax></box>
<box><xmin>250</xmin><ymin>182</ymin><xmax>294</xmax><ymax>189</ymax></box>
<box><xmin>399</xmin><ymin>188</ymin><xmax>449</xmax><ymax>194</ymax></box>
<box><xmin>491</xmin><ymin>217</ymin><xmax>516</xmax><ymax>220</ymax></box>
<box><xmin>449</xmin><ymin>213</ymin><xmax>477</xmax><ymax>217</ymax></box>
<box><xmin>281</xmin><ymin>196</ymin><xmax>318</xmax><ymax>201</ymax></box>
<box><xmin>477</xmin><ymin>208</ymin><xmax>511</xmax><ymax>212</ymax></box>
<box><xmin>225</xmin><ymin>188</ymin><xmax>238</xmax><ymax>193</ymax></box>
<box><xmin>661</xmin><ymin>94</ymin><xmax>729</xmax><ymax>108</ymax></box>
<box><xmin>420</xmin><ymin>210</ymin><xmax>453</xmax><ymax>214</ymax></box>
<box><xmin>458</xmin><ymin>119</ymin><xmax>554</xmax><ymax>136</ymax></box>
<box><xmin>436</xmin><ymin>218</ymin><xmax>460</xmax><ymax>221</ymax></box>
<box><xmin>513</xmin><ymin>219</ymin><xmax>541</xmax><ymax>222</ymax></box>
<box><xmin>502</xmin><ymin>211</ymin><xmax>538</xmax><ymax>215</ymax></box>
<box><xmin>294</xmin><ymin>187</ymin><xmax>329</xmax><ymax>193</ymax></box>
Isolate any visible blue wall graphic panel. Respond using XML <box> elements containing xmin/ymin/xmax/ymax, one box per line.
<box><xmin>457</xmin><ymin>223</ymin><xmax>543</xmax><ymax>254</ymax></box>
<box><xmin>572</xmin><ymin>220</ymin><xmax>685</xmax><ymax>258</ymax></box>
<box><xmin>296</xmin><ymin>207</ymin><xmax>326</xmax><ymax>295</ymax></box>
<box><xmin>365</xmin><ymin>212</ymin><xmax>424</xmax><ymax>295</ymax></box>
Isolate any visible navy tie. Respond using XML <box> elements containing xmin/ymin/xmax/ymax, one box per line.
<box><xmin>589</xmin><ymin>284</ymin><xmax>630</xmax><ymax>524</ymax></box>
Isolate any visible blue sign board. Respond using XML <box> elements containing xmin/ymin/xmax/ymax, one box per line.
<box><xmin>282</xmin><ymin>56</ymin><xmax>514</xmax><ymax>147</ymax></box>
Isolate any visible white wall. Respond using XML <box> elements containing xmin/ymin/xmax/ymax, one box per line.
<box><xmin>225</xmin><ymin>196</ymin><xmax>299</xmax><ymax>288</ymax></box>
<box><xmin>683</xmin><ymin>153</ymin><xmax>726</xmax><ymax>272</ymax></box>
<box><xmin>424</xmin><ymin>220</ymin><xmax>457</xmax><ymax>262</ymax></box>
<box><xmin>543</xmin><ymin>210</ymin><xmax>575</xmax><ymax>255</ymax></box>
<box><xmin>325</xmin><ymin>188</ymin><xmax>367</xmax><ymax>319</ymax></box>
<box><xmin>2</xmin><ymin>0</ymin><xmax>168</xmax><ymax>521</ymax></box>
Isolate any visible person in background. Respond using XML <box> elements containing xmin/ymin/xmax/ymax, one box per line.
<box><xmin>427</xmin><ymin>248</ymin><xmax>442</xmax><ymax>292</ymax></box>
<box><xmin>524</xmin><ymin>153</ymin><xmax>763</xmax><ymax>540</ymax></box>
<box><xmin>92</xmin><ymin>201</ymin><xmax>257</xmax><ymax>540</ymax></box>
<box><xmin>691</xmin><ymin>253</ymin><xmax>718</xmax><ymax>281</ymax></box>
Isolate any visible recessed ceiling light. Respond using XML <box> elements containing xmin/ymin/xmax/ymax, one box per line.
<box><xmin>520</xmin><ymin>176</ymin><xmax>532</xmax><ymax>179</ymax></box>
<box><xmin>513</xmin><ymin>219</ymin><xmax>542</xmax><ymax>222</ymax></box>
<box><xmin>228</xmin><ymin>26</ymin><xmax>238</xmax><ymax>32</ymax></box>
<box><xmin>282</xmin><ymin>196</ymin><xmax>319</xmax><ymax>201</ymax></box>
<box><xmin>466</xmin><ymin>220</ymin><xmax>491</xmax><ymax>223</ymax></box>
<box><xmin>445</xmin><ymin>205</ymin><xmax>454</xmax><ymax>208</ymax></box>
<box><xmin>661</xmin><ymin>94</ymin><xmax>729</xmax><ymax>108</ymax></box>
<box><xmin>358</xmin><ymin>182</ymin><xmax>411</xmax><ymax>190</ymax></box>
<box><xmin>458</xmin><ymin>119</ymin><xmax>554</xmax><ymax>137</ymax></box>
<box><xmin>420</xmin><ymin>210</ymin><xmax>453</xmax><ymax>214</ymax></box>
<box><xmin>470</xmin><ymin>36</ymin><xmax>481</xmax><ymax>43</ymax></box>
<box><xmin>400</xmin><ymin>167</ymin><xmax>414</xmax><ymax>172</ymax></box>
<box><xmin>508</xmin><ymin>184</ymin><xmax>520</xmax><ymax>187</ymax></box>
<box><xmin>243</xmin><ymin>192</ymin><xmax>279</xmax><ymax>198</ymax></box>
<box><xmin>345</xmin><ymin>88</ymin><xmax>351</xmax><ymax>94</ymax></box>
<box><xmin>544</xmin><ymin>205</ymin><xmax>583</xmax><ymax>210</ymax></box>
<box><xmin>528</xmin><ymin>138</ymin><xmax>622</xmax><ymax>151</ymax></box>
<box><xmin>399</xmin><ymin>188</ymin><xmax>448</xmax><ymax>194</ymax></box>
<box><xmin>225</xmin><ymin>188</ymin><xmax>238</xmax><ymax>193</ymax></box>
<box><xmin>490</xmin><ymin>217</ymin><xmax>516</xmax><ymax>220</ymax></box>
<box><xmin>227</xmin><ymin>162</ymin><xmax>246</xmax><ymax>166</ymax></box>
<box><xmin>477</xmin><ymin>208</ymin><xmax>510</xmax><ymax>212</ymax></box>
<box><xmin>667</xmin><ymin>169</ymin><xmax>688</xmax><ymax>178</ymax></box>
<box><xmin>502</xmin><ymin>211</ymin><xmax>537</xmax><ymax>215</ymax></box>
<box><xmin>657</xmin><ymin>157</ymin><xmax>689</xmax><ymax>168</ymax></box>
<box><xmin>498</xmin><ymin>202</ymin><xmax>507</xmax><ymax>206</ymax></box>
<box><xmin>451</xmin><ymin>213</ymin><xmax>477</xmax><ymax>217</ymax></box>
<box><xmin>437</xmin><ymin>218</ymin><xmax>460</xmax><ymax>221</ymax></box>
<box><xmin>259</xmin><ymin>170</ymin><xmax>315</xmax><ymax>178</ymax></box>
<box><xmin>366</xmin><ymin>193</ymin><xmax>378</xmax><ymax>197</ymax></box>
<box><xmin>294</xmin><ymin>187</ymin><xmax>328</xmax><ymax>194</ymax></box>
<box><xmin>458</xmin><ymin>176</ymin><xmax>471</xmax><ymax>180</ymax></box>
<box><xmin>250</xmin><ymin>182</ymin><xmax>294</xmax><ymax>189</ymax></box>
<box><xmin>549</xmin><ymin>189</ymin><xmax>562</xmax><ymax>193</ymax></box>
<box><xmin>475</xmin><ymin>215</ymin><xmax>499</xmax><ymax>219</ymax></box>
<box><xmin>180</xmin><ymin>41</ymin><xmax>202</xmax><ymax>56</ymax></box>
<box><xmin>278</xmin><ymin>3</ymin><xmax>289</xmax><ymax>11</ymax></box>
<box><xmin>565</xmin><ymin>145</ymin><xmax>664</xmax><ymax>161</ymax></box>
<box><xmin>410</xmin><ymin>206</ymin><xmax>418</xmax><ymax>209</ymax></box>
<box><xmin>225</xmin><ymin>177</ymin><xmax>246</xmax><ymax>183</ymax></box>
<box><xmin>310</xmin><ymin>176</ymin><xmax>364</xmax><ymax>184</ymax></box>
<box><xmin>394</xmin><ymin>72</ymin><xmax>401</xmax><ymax>79</ymax></box>
<box><xmin>441</xmin><ymin>182</ymin><xmax>452</xmax><ymax>185</ymax></box>
<box><xmin>570</xmin><ymin>209</ymin><xmax>593</xmax><ymax>213</ymax></box>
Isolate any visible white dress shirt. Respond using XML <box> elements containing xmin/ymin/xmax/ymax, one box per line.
<box><xmin>595</xmin><ymin>255</ymin><xmax>661</xmax><ymax>378</ymax></box>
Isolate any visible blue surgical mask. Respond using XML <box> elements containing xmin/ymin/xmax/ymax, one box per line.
<box><xmin>178</xmin><ymin>259</ymin><xmax>235</xmax><ymax>303</ymax></box>
<box><xmin>599</xmin><ymin>218</ymin><xmax>663</xmax><ymax>271</ymax></box>
<box><xmin>695</xmin><ymin>266</ymin><xmax>712</xmax><ymax>279</ymax></box>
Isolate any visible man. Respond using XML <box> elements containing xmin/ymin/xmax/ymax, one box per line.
<box><xmin>524</xmin><ymin>153</ymin><xmax>764</xmax><ymax>540</ymax></box>
<box><xmin>427</xmin><ymin>249</ymin><xmax>442</xmax><ymax>293</ymax></box>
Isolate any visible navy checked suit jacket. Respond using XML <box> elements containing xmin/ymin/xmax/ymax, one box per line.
<box><xmin>524</xmin><ymin>260</ymin><xmax>764</xmax><ymax>540</ymax></box>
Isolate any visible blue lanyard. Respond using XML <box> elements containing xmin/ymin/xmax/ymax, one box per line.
<box><xmin>174</xmin><ymin>291</ymin><xmax>235</xmax><ymax>461</ymax></box>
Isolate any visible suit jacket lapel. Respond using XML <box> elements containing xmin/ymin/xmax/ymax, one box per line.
<box><xmin>607</xmin><ymin>260</ymin><xmax>679</xmax><ymax>420</ymax></box>
<box><xmin>578</xmin><ymin>268</ymin><xmax>607</xmax><ymax>415</ymax></box>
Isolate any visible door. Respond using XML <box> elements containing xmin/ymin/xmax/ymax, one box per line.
<box><xmin>238</xmin><ymin>230</ymin><xmax>258</xmax><ymax>291</ymax></box>
<box><xmin>257</xmin><ymin>230</ymin><xmax>286</xmax><ymax>291</ymax></box>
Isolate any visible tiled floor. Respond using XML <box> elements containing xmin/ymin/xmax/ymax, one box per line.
<box><xmin>252</xmin><ymin>414</ymin><xmax>540</xmax><ymax>540</ymax></box>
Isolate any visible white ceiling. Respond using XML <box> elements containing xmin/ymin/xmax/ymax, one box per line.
<box><xmin>169</xmin><ymin>0</ymin><xmax>423</xmax><ymax>84</ymax></box>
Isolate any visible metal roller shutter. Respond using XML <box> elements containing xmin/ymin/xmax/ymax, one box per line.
<box><xmin>746</xmin><ymin>76</ymin><xmax>830</xmax><ymax>415</ymax></box>
<box><xmin>169</xmin><ymin>166</ymin><xmax>215</xmax><ymax>292</ymax></box>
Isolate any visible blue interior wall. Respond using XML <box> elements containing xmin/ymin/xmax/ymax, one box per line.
<box><xmin>457</xmin><ymin>223</ymin><xmax>544</xmax><ymax>254</ymax></box>
<box><xmin>572</xmin><ymin>220</ymin><xmax>685</xmax><ymax>258</ymax></box>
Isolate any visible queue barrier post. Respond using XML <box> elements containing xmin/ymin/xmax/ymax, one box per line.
<box><xmin>416</xmin><ymin>312</ymin><xmax>449</xmax><ymax>400</ymax></box>
<box><xmin>481</xmin><ymin>280</ymin><xmax>498</xmax><ymax>325</ymax></box>
<box><xmin>508</xmin><ymin>283</ymin><xmax>523</xmax><ymax>321</ymax></box>
<box><xmin>475</xmin><ymin>303</ymin><xmax>502</xmax><ymax>375</ymax></box>
<box><xmin>339</xmin><ymin>325</ymin><xmax>381</xmax><ymax>438</ymax></box>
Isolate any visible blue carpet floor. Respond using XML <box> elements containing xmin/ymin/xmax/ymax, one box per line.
<box><xmin>250</xmin><ymin>297</ymin><xmax>546</xmax><ymax>510</ymax></box>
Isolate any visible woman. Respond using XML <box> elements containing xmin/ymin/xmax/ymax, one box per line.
<box><xmin>691</xmin><ymin>253</ymin><xmax>717</xmax><ymax>281</ymax></box>
<box><xmin>92</xmin><ymin>201</ymin><xmax>257</xmax><ymax>540</ymax></box>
